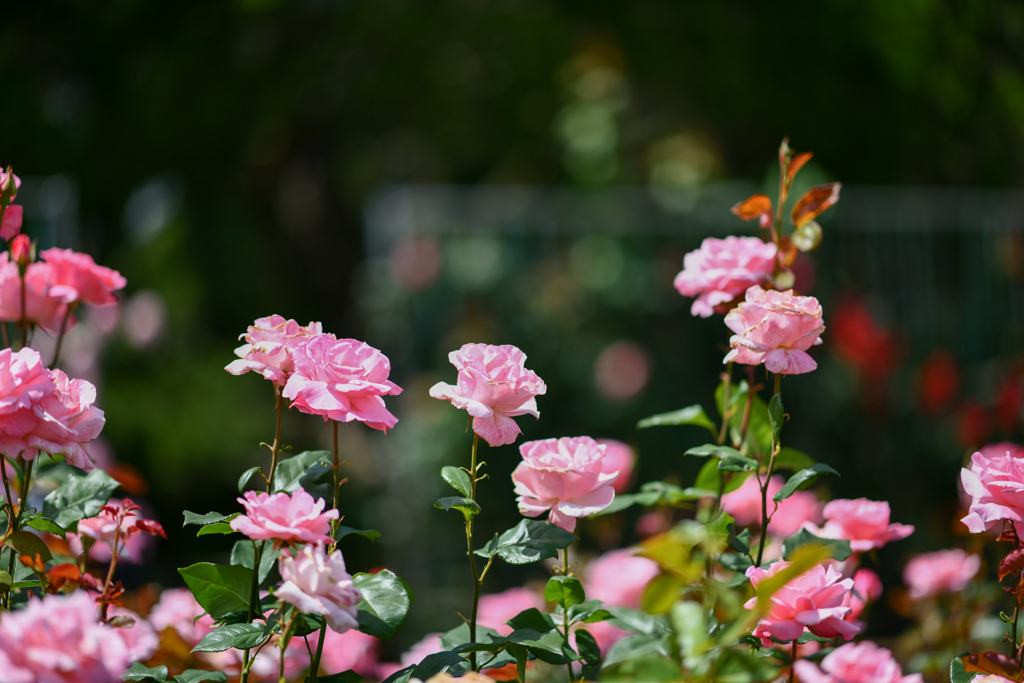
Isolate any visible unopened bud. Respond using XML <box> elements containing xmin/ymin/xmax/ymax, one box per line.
<box><xmin>9</xmin><ymin>234</ymin><xmax>32</xmax><ymax>267</ymax></box>
<box><xmin>0</xmin><ymin>166</ymin><xmax>20</xmax><ymax>206</ymax></box>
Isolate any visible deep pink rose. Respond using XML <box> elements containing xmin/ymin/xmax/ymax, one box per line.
<box><xmin>584</xmin><ymin>549</ymin><xmax>660</xmax><ymax>609</ymax></box>
<box><xmin>723</xmin><ymin>285</ymin><xmax>825</xmax><ymax>375</ymax></box>
<box><xmin>39</xmin><ymin>248</ymin><xmax>126</xmax><ymax>307</ymax></box>
<box><xmin>1</xmin><ymin>204</ymin><xmax>22</xmax><ymax>240</ymax></box>
<box><xmin>807</xmin><ymin>499</ymin><xmax>914</xmax><ymax>553</ymax></box>
<box><xmin>0</xmin><ymin>255</ymin><xmax>69</xmax><ymax>332</ymax></box>
<box><xmin>744</xmin><ymin>561</ymin><xmax>860</xmax><ymax>646</ymax></box>
<box><xmin>283</xmin><ymin>334</ymin><xmax>402</xmax><ymax>432</ymax></box>
<box><xmin>230</xmin><ymin>489</ymin><xmax>338</xmax><ymax>545</ymax></box>
<box><xmin>276</xmin><ymin>544</ymin><xmax>362</xmax><ymax>633</ymax></box>
<box><xmin>720</xmin><ymin>474</ymin><xmax>823</xmax><ymax>538</ymax></box>
<box><xmin>673</xmin><ymin>236</ymin><xmax>778</xmax><ymax>317</ymax></box>
<box><xmin>512</xmin><ymin>436</ymin><xmax>618</xmax><ymax>532</ymax></box>
<box><xmin>961</xmin><ymin>448</ymin><xmax>1024</xmax><ymax>535</ymax></box>
<box><xmin>430</xmin><ymin>343</ymin><xmax>547</xmax><ymax>447</ymax></box>
<box><xmin>0</xmin><ymin>591</ymin><xmax>134</xmax><ymax>683</ymax></box>
<box><xmin>903</xmin><ymin>548</ymin><xmax>980</xmax><ymax>599</ymax></box>
<box><xmin>225</xmin><ymin>315</ymin><xmax>323</xmax><ymax>387</ymax></box>
<box><xmin>792</xmin><ymin>641</ymin><xmax>923</xmax><ymax>683</ymax></box>
<box><xmin>596</xmin><ymin>439</ymin><xmax>635</xmax><ymax>494</ymax></box>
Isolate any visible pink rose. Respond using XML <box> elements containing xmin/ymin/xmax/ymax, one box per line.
<box><xmin>720</xmin><ymin>474</ymin><xmax>823</xmax><ymax>538</ymax></box>
<box><xmin>846</xmin><ymin>568</ymin><xmax>883</xmax><ymax>623</ymax></box>
<box><xmin>673</xmin><ymin>236</ymin><xmax>778</xmax><ymax>317</ymax></box>
<box><xmin>39</xmin><ymin>248</ymin><xmax>126</xmax><ymax>307</ymax></box>
<box><xmin>148</xmin><ymin>587</ymin><xmax>208</xmax><ymax>646</ymax></box>
<box><xmin>316</xmin><ymin>628</ymin><xmax>380</xmax><ymax>677</ymax></box>
<box><xmin>230</xmin><ymin>489</ymin><xmax>338</xmax><ymax>546</ymax></box>
<box><xmin>107</xmin><ymin>607</ymin><xmax>159</xmax><ymax>664</ymax></box>
<box><xmin>807</xmin><ymin>499</ymin><xmax>914</xmax><ymax>553</ymax></box>
<box><xmin>0</xmin><ymin>255</ymin><xmax>69</xmax><ymax>332</ymax></box>
<box><xmin>225</xmin><ymin>315</ymin><xmax>323</xmax><ymax>387</ymax></box>
<box><xmin>0</xmin><ymin>591</ymin><xmax>134</xmax><ymax>683</ymax></box>
<box><xmin>903</xmin><ymin>549</ymin><xmax>980</xmax><ymax>599</ymax></box>
<box><xmin>478</xmin><ymin>587</ymin><xmax>544</xmax><ymax>635</ymax></box>
<box><xmin>275</xmin><ymin>544</ymin><xmax>362</xmax><ymax>633</ymax></box>
<box><xmin>744</xmin><ymin>561</ymin><xmax>860</xmax><ymax>646</ymax></box>
<box><xmin>596</xmin><ymin>439</ymin><xmax>635</xmax><ymax>494</ymax></box>
<box><xmin>962</xmin><ymin>448</ymin><xmax>1024</xmax><ymax>535</ymax></box>
<box><xmin>283</xmin><ymin>334</ymin><xmax>402</xmax><ymax>432</ymax></box>
<box><xmin>430</xmin><ymin>343</ymin><xmax>547</xmax><ymax>447</ymax></box>
<box><xmin>1</xmin><ymin>204</ymin><xmax>22</xmax><ymax>240</ymax></box>
<box><xmin>792</xmin><ymin>641</ymin><xmax>923</xmax><ymax>683</ymax></box>
<box><xmin>583</xmin><ymin>549</ymin><xmax>660</xmax><ymax>610</ymax></box>
<box><xmin>723</xmin><ymin>285</ymin><xmax>825</xmax><ymax>375</ymax></box>
<box><xmin>512</xmin><ymin>436</ymin><xmax>618</xmax><ymax>532</ymax></box>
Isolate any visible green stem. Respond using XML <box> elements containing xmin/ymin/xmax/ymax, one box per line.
<box><xmin>49</xmin><ymin>303</ymin><xmax>76</xmax><ymax>369</ymax></box>
<box><xmin>5</xmin><ymin>458</ymin><xmax>32</xmax><ymax>588</ymax></box>
<box><xmin>308</xmin><ymin>621</ymin><xmax>327</xmax><ymax>683</ymax></box>
<box><xmin>311</xmin><ymin>421</ymin><xmax>342</xmax><ymax>682</ymax></box>
<box><xmin>755</xmin><ymin>374</ymin><xmax>782</xmax><ymax>567</ymax></box>
<box><xmin>266</xmin><ymin>387</ymin><xmax>285</xmax><ymax>492</ymax></box>
<box><xmin>717</xmin><ymin>364</ymin><xmax>732</xmax><ymax>446</ymax></box>
<box><xmin>467</xmin><ymin>434</ymin><xmax>482</xmax><ymax>671</ymax></box>
<box><xmin>736</xmin><ymin>367</ymin><xmax>756</xmax><ymax>451</ymax></box>
<box><xmin>562</xmin><ymin>547</ymin><xmax>574</xmax><ymax>682</ymax></box>
<box><xmin>241</xmin><ymin>541</ymin><xmax>264</xmax><ymax>683</ymax></box>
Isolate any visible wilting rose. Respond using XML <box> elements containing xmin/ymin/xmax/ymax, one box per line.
<box><xmin>430</xmin><ymin>343</ymin><xmax>546</xmax><ymax>447</ymax></box>
<box><xmin>723</xmin><ymin>285</ymin><xmax>825</xmax><ymax>375</ymax></box>
<box><xmin>792</xmin><ymin>641</ymin><xmax>923</xmax><ymax>683</ymax></box>
<box><xmin>276</xmin><ymin>544</ymin><xmax>362</xmax><ymax>633</ymax></box>
<box><xmin>283</xmin><ymin>334</ymin><xmax>402</xmax><ymax>432</ymax></box>
<box><xmin>512</xmin><ymin>436</ymin><xmax>618</xmax><ymax>532</ymax></box>
<box><xmin>903</xmin><ymin>548</ymin><xmax>980</xmax><ymax>599</ymax></box>
<box><xmin>230</xmin><ymin>489</ymin><xmax>338</xmax><ymax>546</ymax></box>
<box><xmin>806</xmin><ymin>498</ymin><xmax>914</xmax><ymax>553</ymax></box>
<box><xmin>225</xmin><ymin>315</ymin><xmax>323</xmax><ymax>387</ymax></box>
<box><xmin>673</xmin><ymin>236</ymin><xmax>778</xmax><ymax>318</ymax></box>
<box><xmin>961</xmin><ymin>447</ymin><xmax>1024</xmax><ymax>536</ymax></box>
<box><xmin>39</xmin><ymin>248</ymin><xmax>126</xmax><ymax>307</ymax></box>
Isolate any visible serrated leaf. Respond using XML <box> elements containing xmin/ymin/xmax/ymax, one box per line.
<box><xmin>475</xmin><ymin>520</ymin><xmax>577</xmax><ymax>565</ymax></box>
<box><xmin>637</xmin><ymin>405</ymin><xmax>716</xmax><ymax>434</ymax></box>
<box><xmin>196</xmin><ymin>522</ymin><xmax>237</xmax><ymax>536</ymax></box>
<box><xmin>274</xmin><ymin>450</ymin><xmax>332</xmax><ymax>493</ymax></box>
<box><xmin>441</xmin><ymin>466</ymin><xmax>472</xmax><ymax>497</ymax></box>
<box><xmin>237</xmin><ymin>467</ymin><xmax>263</xmax><ymax>493</ymax></box>
<box><xmin>718</xmin><ymin>451</ymin><xmax>759</xmax><ymax>472</ymax></box>
<box><xmin>685</xmin><ymin>444</ymin><xmax>745</xmax><ymax>459</ymax></box>
<box><xmin>41</xmin><ymin>469</ymin><xmax>120</xmax><ymax>529</ymax></box>
<box><xmin>354</xmin><ymin>569</ymin><xmax>413</xmax><ymax>640</ymax></box>
<box><xmin>297</xmin><ymin>460</ymin><xmax>336</xmax><ymax>504</ymax></box>
<box><xmin>182</xmin><ymin>511</ymin><xmax>231</xmax><ymax>527</ymax></box>
<box><xmin>773</xmin><ymin>464</ymin><xmax>838</xmax><ymax>502</ymax></box>
<box><xmin>172</xmin><ymin>671</ymin><xmax>229</xmax><ymax>683</ymax></box>
<box><xmin>411</xmin><ymin>651</ymin><xmax>466</xmax><ymax>680</ymax></box>
<box><xmin>122</xmin><ymin>662</ymin><xmax>169</xmax><ymax>682</ymax></box>
<box><xmin>961</xmin><ymin>651</ymin><xmax>1024</xmax><ymax>681</ymax></box>
<box><xmin>178</xmin><ymin>562</ymin><xmax>252</xmax><ymax>619</ymax></box>
<box><xmin>950</xmin><ymin>655</ymin><xmax>983</xmax><ymax>683</ymax></box>
<box><xmin>192</xmin><ymin>623</ymin><xmax>268</xmax><ymax>653</ymax></box>
<box><xmin>545</xmin><ymin>575</ymin><xmax>585</xmax><ymax>608</ymax></box>
<box><xmin>574</xmin><ymin>628</ymin><xmax>601</xmax><ymax>681</ymax></box>
<box><xmin>230</xmin><ymin>540</ymin><xmax>278</xmax><ymax>585</ymax></box>
<box><xmin>25</xmin><ymin>516</ymin><xmax>65</xmax><ymax>540</ymax></box>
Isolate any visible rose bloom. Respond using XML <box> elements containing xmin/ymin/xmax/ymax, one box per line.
<box><xmin>225</xmin><ymin>315</ymin><xmax>323</xmax><ymax>387</ymax></box>
<box><xmin>148</xmin><ymin>587</ymin><xmax>208</xmax><ymax>646</ymax></box>
<box><xmin>793</xmin><ymin>641</ymin><xmax>923</xmax><ymax>683</ymax></box>
<box><xmin>430</xmin><ymin>343</ymin><xmax>547</xmax><ymax>447</ymax></box>
<box><xmin>230</xmin><ymin>489</ymin><xmax>338</xmax><ymax>546</ymax></box>
<box><xmin>276</xmin><ymin>544</ymin><xmax>362</xmax><ymax>633</ymax></box>
<box><xmin>0</xmin><ymin>255</ymin><xmax>69</xmax><ymax>332</ymax></box>
<box><xmin>107</xmin><ymin>606</ymin><xmax>159</xmax><ymax>664</ymax></box>
<box><xmin>597</xmin><ymin>439</ymin><xmax>635</xmax><ymax>494</ymax></box>
<box><xmin>584</xmin><ymin>549</ymin><xmax>660</xmax><ymax>610</ymax></box>
<box><xmin>903</xmin><ymin>548</ymin><xmax>980</xmax><ymax>599</ymax></box>
<box><xmin>723</xmin><ymin>285</ymin><xmax>825</xmax><ymax>375</ymax></box>
<box><xmin>315</xmin><ymin>628</ymin><xmax>380</xmax><ymax>677</ymax></box>
<box><xmin>962</xmin><ymin>447</ymin><xmax>1024</xmax><ymax>535</ymax></box>
<box><xmin>807</xmin><ymin>498</ymin><xmax>914</xmax><ymax>553</ymax></box>
<box><xmin>478</xmin><ymin>587</ymin><xmax>544</xmax><ymax>635</ymax></box>
<box><xmin>283</xmin><ymin>333</ymin><xmax>402</xmax><ymax>432</ymax></box>
<box><xmin>673</xmin><ymin>236</ymin><xmax>778</xmax><ymax>318</ymax></box>
<box><xmin>720</xmin><ymin>474</ymin><xmax>823</xmax><ymax>538</ymax></box>
<box><xmin>512</xmin><ymin>436</ymin><xmax>618</xmax><ymax>532</ymax></box>
<box><xmin>0</xmin><ymin>347</ymin><xmax>55</xmax><ymax>448</ymax></box>
<box><xmin>744</xmin><ymin>561</ymin><xmax>860</xmax><ymax>646</ymax></box>
<box><xmin>39</xmin><ymin>248</ymin><xmax>126</xmax><ymax>307</ymax></box>
<box><xmin>0</xmin><ymin>591</ymin><xmax>134</xmax><ymax>683</ymax></box>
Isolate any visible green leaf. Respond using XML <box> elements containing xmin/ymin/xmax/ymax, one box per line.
<box><xmin>773</xmin><ymin>464</ymin><xmax>838</xmax><ymax>502</ymax></box>
<box><xmin>0</xmin><ymin>569</ymin><xmax>12</xmax><ymax>595</ymax></box>
<box><xmin>715</xmin><ymin>381</ymin><xmax>774</xmax><ymax>458</ymax></box>
<box><xmin>380</xmin><ymin>666</ymin><xmax>415</xmax><ymax>683</ymax></box>
<box><xmin>41</xmin><ymin>469</ymin><xmax>120</xmax><ymax>529</ymax></box>
<box><xmin>506</xmin><ymin>607</ymin><xmax>559</xmax><ymax>633</ymax></box>
<box><xmin>411</xmin><ymin>652</ymin><xmax>467</xmax><ymax>680</ymax></box>
<box><xmin>717</xmin><ymin>451</ymin><xmax>759</xmax><ymax>472</ymax></box>
<box><xmin>335</xmin><ymin>526</ymin><xmax>381</xmax><ymax>543</ymax></box>
<box><xmin>274</xmin><ymin>450</ymin><xmax>332</xmax><ymax>493</ymax></box>
<box><xmin>441</xmin><ymin>466</ymin><xmax>472</xmax><ymax>497</ymax></box>
<box><xmin>122</xmin><ymin>663</ymin><xmax>169</xmax><ymax>682</ymax></box>
<box><xmin>297</xmin><ymin>461</ymin><xmax>336</xmax><ymax>504</ymax></box>
<box><xmin>433</xmin><ymin>496</ymin><xmax>480</xmax><ymax>520</ymax></box>
<box><xmin>506</xmin><ymin>627</ymin><xmax>573</xmax><ymax>664</ymax></box>
<box><xmin>684</xmin><ymin>444</ymin><xmax>745</xmax><ymax>459</ymax></box>
<box><xmin>5</xmin><ymin>530</ymin><xmax>52</xmax><ymax>562</ymax></box>
<box><xmin>196</xmin><ymin>522</ymin><xmax>237</xmax><ymax>536</ymax></box>
<box><xmin>715</xmin><ymin>649</ymin><xmax>779</xmax><ymax>683</ymax></box>
<box><xmin>637</xmin><ymin>405</ymin><xmax>716</xmax><ymax>434</ymax></box>
<box><xmin>950</xmin><ymin>655</ymin><xmax>982</xmax><ymax>683</ymax></box>
<box><xmin>25</xmin><ymin>516</ymin><xmax>65</xmax><ymax>540</ymax></box>
<box><xmin>182</xmin><ymin>511</ymin><xmax>231</xmax><ymax>527</ymax></box>
<box><xmin>566</xmin><ymin>599</ymin><xmax>611</xmax><ymax>625</ymax></box>
<box><xmin>603</xmin><ymin>632</ymin><xmax>671</xmax><ymax>667</ymax></box>
<box><xmin>230</xmin><ymin>540</ymin><xmax>278</xmax><ymax>584</ymax></box>
<box><xmin>574</xmin><ymin>628</ymin><xmax>602</xmax><ymax>681</ymax></box>
<box><xmin>192</xmin><ymin>623</ymin><xmax>268</xmax><ymax>652</ymax></box>
<box><xmin>172</xmin><ymin>671</ymin><xmax>229</xmax><ymax>683</ymax></box>
<box><xmin>768</xmin><ymin>393</ymin><xmax>784</xmax><ymax>442</ymax></box>
<box><xmin>670</xmin><ymin>601</ymin><xmax>709</xmax><ymax>666</ymax></box>
<box><xmin>178</xmin><ymin>562</ymin><xmax>253</xmax><ymax>619</ymax></box>
<box><xmin>772</xmin><ymin>447</ymin><xmax>815</xmax><ymax>473</ymax></box>
<box><xmin>781</xmin><ymin>528</ymin><xmax>852</xmax><ymax>562</ymax></box>
<box><xmin>475</xmin><ymin>520</ymin><xmax>578</xmax><ymax>565</ymax></box>
<box><xmin>545</xmin><ymin>575</ymin><xmax>585</xmax><ymax>608</ymax></box>
<box><xmin>720</xmin><ymin>552</ymin><xmax>752</xmax><ymax>573</ymax></box>
<box><xmin>605</xmin><ymin>607</ymin><xmax>667</xmax><ymax>637</ymax></box>
<box><xmin>237</xmin><ymin>467</ymin><xmax>263</xmax><ymax>493</ymax></box>
<box><xmin>353</xmin><ymin>569</ymin><xmax>413</xmax><ymax>640</ymax></box>
<box><xmin>441</xmin><ymin>622</ymin><xmax>499</xmax><ymax>650</ymax></box>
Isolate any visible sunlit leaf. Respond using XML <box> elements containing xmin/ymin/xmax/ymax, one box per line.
<box><xmin>731</xmin><ymin>195</ymin><xmax>772</xmax><ymax>222</ymax></box>
<box><xmin>790</xmin><ymin>183</ymin><xmax>841</xmax><ymax>229</ymax></box>
<box><xmin>773</xmin><ymin>464</ymin><xmax>838</xmax><ymax>502</ymax></box>
<box><xmin>787</xmin><ymin>152</ymin><xmax>813</xmax><ymax>181</ymax></box>
<box><xmin>637</xmin><ymin>405</ymin><xmax>716</xmax><ymax>434</ymax></box>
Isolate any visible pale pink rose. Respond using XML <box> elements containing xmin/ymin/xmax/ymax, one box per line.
<box><xmin>584</xmin><ymin>549</ymin><xmax>660</xmax><ymax>609</ymax></box>
<box><xmin>230</xmin><ymin>489</ymin><xmax>338</xmax><ymax>545</ymax></box>
<box><xmin>720</xmin><ymin>474</ymin><xmax>824</xmax><ymax>538</ymax></box>
<box><xmin>283</xmin><ymin>333</ymin><xmax>402</xmax><ymax>432</ymax></box>
<box><xmin>316</xmin><ymin>628</ymin><xmax>380</xmax><ymax>677</ymax></box>
<box><xmin>674</xmin><ymin>236</ymin><xmax>778</xmax><ymax>318</ymax></box>
<box><xmin>903</xmin><ymin>549</ymin><xmax>980</xmax><ymax>599</ymax></box>
<box><xmin>107</xmin><ymin>607</ymin><xmax>159</xmax><ymax>663</ymax></box>
<box><xmin>807</xmin><ymin>499</ymin><xmax>914</xmax><ymax>553</ymax></box>
<box><xmin>148</xmin><ymin>587</ymin><xmax>208</xmax><ymax>646</ymax></box>
<box><xmin>1</xmin><ymin>204</ymin><xmax>22</xmax><ymax>240</ymax></box>
<box><xmin>77</xmin><ymin>498</ymin><xmax>166</xmax><ymax>560</ymax></box>
<box><xmin>377</xmin><ymin>632</ymin><xmax>443</xmax><ymax>678</ymax></box>
<box><xmin>0</xmin><ymin>255</ymin><xmax>69</xmax><ymax>332</ymax></box>
<box><xmin>512</xmin><ymin>436</ymin><xmax>618</xmax><ymax>532</ymax></box>
<box><xmin>478</xmin><ymin>587</ymin><xmax>544</xmax><ymax>635</ymax></box>
<box><xmin>39</xmin><ymin>248</ymin><xmax>126</xmax><ymax>307</ymax></box>
<box><xmin>744</xmin><ymin>561</ymin><xmax>860</xmax><ymax>646</ymax></box>
<box><xmin>962</xmin><ymin>448</ymin><xmax>1024</xmax><ymax>535</ymax></box>
<box><xmin>723</xmin><ymin>285</ymin><xmax>825</xmax><ymax>375</ymax></box>
<box><xmin>225</xmin><ymin>315</ymin><xmax>323</xmax><ymax>387</ymax></box>
<box><xmin>0</xmin><ymin>348</ymin><xmax>54</xmax><ymax>450</ymax></box>
<box><xmin>972</xmin><ymin>676</ymin><xmax>1016</xmax><ymax>683</ymax></box>
<box><xmin>596</xmin><ymin>439</ymin><xmax>635</xmax><ymax>494</ymax></box>
<box><xmin>0</xmin><ymin>591</ymin><xmax>134</xmax><ymax>683</ymax></box>
<box><xmin>792</xmin><ymin>641</ymin><xmax>923</xmax><ymax>683</ymax></box>
<box><xmin>276</xmin><ymin>544</ymin><xmax>362</xmax><ymax>633</ymax></box>
<box><xmin>430</xmin><ymin>343</ymin><xmax>547</xmax><ymax>447</ymax></box>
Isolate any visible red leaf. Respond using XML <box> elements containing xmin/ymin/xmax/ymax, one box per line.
<box><xmin>731</xmin><ymin>194</ymin><xmax>772</xmax><ymax>222</ymax></box>
<box><xmin>137</xmin><ymin>519</ymin><xmax>167</xmax><ymax>539</ymax></box>
<box><xmin>787</xmin><ymin>152</ymin><xmax>813</xmax><ymax>181</ymax></box>
<box><xmin>999</xmin><ymin>548</ymin><xmax>1024</xmax><ymax>582</ymax></box>
<box><xmin>961</xmin><ymin>652</ymin><xmax>1024</xmax><ymax>681</ymax></box>
<box><xmin>790</xmin><ymin>183</ymin><xmax>841</xmax><ymax>229</ymax></box>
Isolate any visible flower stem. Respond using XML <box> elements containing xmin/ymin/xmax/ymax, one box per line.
<box><xmin>49</xmin><ymin>303</ymin><xmax>76</xmax><ymax>369</ymax></box>
<box><xmin>308</xmin><ymin>623</ymin><xmax>327</xmax><ymax>683</ymax></box>
<box><xmin>789</xmin><ymin>640</ymin><xmax>797</xmax><ymax>683</ymax></box>
<box><xmin>241</xmin><ymin>541</ymin><xmax>265</xmax><ymax>683</ymax></box>
<box><xmin>561</xmin><ymin>547</ymin><xmax>575</xmax><ymax>682</ymax></box>
<box><xmin>266</xmin><ymin>387</ymin><xmax>285</xmax><ymax>492</ymax></box>
<box><xmin>310</xmin><ymin>421</ymin><xmax>342</xmax><ymax>683</ymax></box>
<box><xmin>717</xmin><ymin>364</ymin><xmax>732</xmax><ymax>446</ymax></box>
<box><xmin>4</xmin><ymin>457</ymin><xmax>33</xmax><ymax>600</ymax></box>
<box><xmin>755</xmin><ymin>374</ymin><xmax>782</xmax><ymax>567</ymax></box>
<box><xmin>466</xmin><ymin>434</ymin><xmax>483</xmax><ymax>671</ymax></box>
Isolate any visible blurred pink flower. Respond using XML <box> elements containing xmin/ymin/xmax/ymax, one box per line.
<box><xmin>1</xmin><ymin>204</ymin><xmax>22</xmax><ymax>240</ymax></box>
<box><xmin>846</xmin><ymin>568</ymin><xmax>882</xmax><ymax>623</ymax></box>
<box><xmin>720</xmin><ymin>474</ymin><xmax>823</xmax><ymax>538</ymax></box>
<box><xmin>673</xmin><ymin>236</ymin><xmax>778</xmax><ymax>318</ymax></box>
<box><xmin>377</xmin><ymin>632</ymin><xmax>443</xmax><ymax>678</ymax></box>
<box><xmin>148</xmin><ymin>587</ymin><xmax>208</xmax><ymax>646</ymax></box>
<box><xmin>512</xmin><ymin>436</ymin><xmax>617</xmax><ymax>532</ymax></box>
<box><xmin>430</xmin><ymin>343</ymin><xmax>546</xmax><ymax>447</ymax></box>
<box><xmin>40</xmin><ymin>248</ymin><xmax>126</xmax><ymax>307</ymax></box>
<box><xmin>276</xmin><ymin>544</ymin><xmax>362</xmax><ymax>633</ymax></box>
<box><xmin>107</xmin><ymin>607</ymin><xmax>159</xmax><ymax>664</ymax></box>
<box><xmin>792</xmin><ymin>641</ymin><xmax>923</xmax><ymax>683</ymax></box>
<box><xmin>723</xmin><ymin>285</ymin><xmax>824</xmax><ymax>375</ymax></box>
<box><xmin>230</xmin><ymin>489</ymin><xmax>338</xmax><ymax>546</ymax></box>
<box><xmin>808</xmin><ymin>499</ymin><xmax>914</xmax><ymax>553</ymax></box>
<box><xmin>744</xmin><ymin>561</ymin><xmax>859</xmax><ymax>646</ymax></box>
<box><xmin>596</xmin><ymin>439</ymin><xmax>635</xmax><ymax>494</ymax></box>
<box><xmin>316</xmin><ymin>628</ymin><xmax>380</xmax><ymax>677</ymax></box>
<box><xmin>225</xmin><ymin>315</ymin><xmax>323</xmax><ymax>387</ymax></box>
<box><xmin>903</xmin><ymin>549</ymin><xmax>980</xmax><ymax>599</ymax></box>
<box><xmin>0</xmin><ymin>257</ymin><xmax>68</xmax><ymax>333</ymax></box>
<box><xmin>0</xmin><ymin>591</ymin><xmax>134</xmax><ymax>683</ymax></box>
<box><xmin>962</xmin><ymin>448</ymin><xmax>1024</xmax><ymax>536</ymax></box>
<box><xmin>478</xmin><ymin>587</ymin><xmax>544</xmax><ymax>635</ymax></box>
<box><xmin>593</xmin><ymin>341</ymin><xmax>650</xmax><ymax>401</ymax></box>
<box><xmin>284</xmin><ymin>334</ymin><xmax>402</xmax><ymax>431</ymax></box>
<box><xmin>584</xmin><ymin>549</ymin><xmax>659</xmax><ymax>610</ymax></box>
